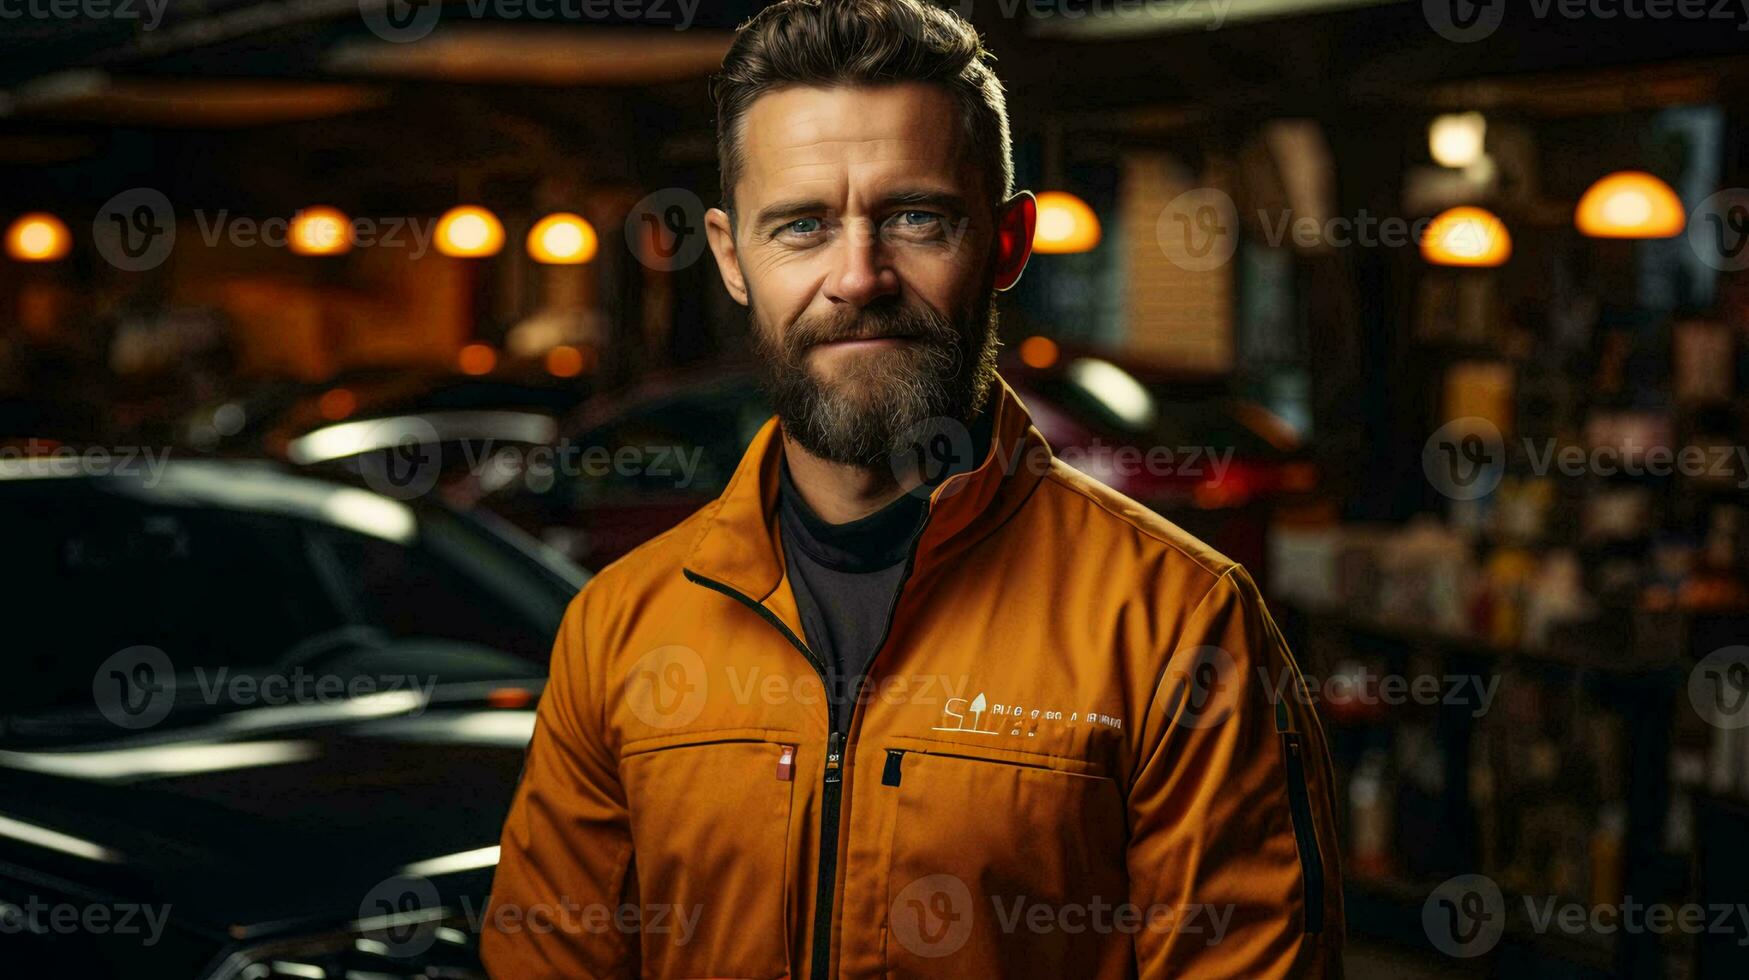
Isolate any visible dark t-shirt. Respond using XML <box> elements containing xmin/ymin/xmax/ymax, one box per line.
<box><xmin>778</xmin><ymin>463</ymin><xmax>921</xmax><ymax>735</ymax></box>
<box><xmin>776</xmin><ymin>409</ymin><xmax>993</xmax><ymax>736</ymax></box>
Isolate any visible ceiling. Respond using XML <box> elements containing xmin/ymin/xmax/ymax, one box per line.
<box><xmin>1</xmin><ymin>0</ymin><xmax>1744</xmax><ymax>212</ymax></box>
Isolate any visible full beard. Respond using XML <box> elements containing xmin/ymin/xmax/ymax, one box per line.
<box><xmin>750</xmin><ymin>290</ymin><xmax>1000</xmax><ymax>470</ymax></box>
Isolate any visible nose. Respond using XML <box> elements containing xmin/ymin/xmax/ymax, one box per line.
<box><xmin>822</xmin><ymin>217</ymin><xmax>900</xmax><ymax>307</ymax></box>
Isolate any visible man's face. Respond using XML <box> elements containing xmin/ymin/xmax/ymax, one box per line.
<box><xmin>705</xmin><ymin>82</ymin><xmax>1008</xmax><ymax>469</ymax></box>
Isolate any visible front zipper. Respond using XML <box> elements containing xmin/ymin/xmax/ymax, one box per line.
<box><xmin>810</xmin><ymin>507</ymin><xmax>930</xmax><ymax>976</ymax></box>
<box><xmin>682</xmin><ymin>568</ymin><xmax>840</xmax><ymax>977</ymax></box>
<box><xmin>682</xmin><ymin>539</ymin><xmax>930</xmax><ymax>973</ymax></box>
<box><xmin>684</xmin><ymin>507</ymin><xmax>929</xmax><ymax>980</ymax></box>
<box><xmin>683</xmin><ymin>569</ymin><xmax>826</xmax><ymax>680</ymax></box>
<box><xmin>1280</xmin><ymin>732</ymin><xmax>1326</xmax><ymax>934</ymax></box>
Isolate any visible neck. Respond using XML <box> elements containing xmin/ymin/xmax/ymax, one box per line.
<box><xmin>780</xmin><ymin>434</ymin><xmax>911</xmax><ymax>525</ymax></box>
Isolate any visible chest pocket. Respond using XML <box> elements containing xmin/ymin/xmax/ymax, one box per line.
<box><xmin>876</xmin><ymin>736</ymin><xmax>1132</xmax><ymax>979</ymax></box>
<box><xmin>620</xmin><ymin>728</ymin><xmax>799</xmax><ymax>980</ymax></box>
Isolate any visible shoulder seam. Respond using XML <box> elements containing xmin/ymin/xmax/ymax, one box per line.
<box><xmin>1041</xmin><ymin>467</ymin><xmax>1236</xmax><ymax>581</ymax></box>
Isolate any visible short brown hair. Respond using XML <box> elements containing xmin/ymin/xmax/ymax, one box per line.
<box><xmin>711</xmin><ymin>0</ymin><xmax>1013</xmax><ymax>214</ymax></box>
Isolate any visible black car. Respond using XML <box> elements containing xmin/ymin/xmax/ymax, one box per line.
<box><xmin>2</xmin><ymin>458</ymin><xmax>585</xmax><ymax>978</ymax></box>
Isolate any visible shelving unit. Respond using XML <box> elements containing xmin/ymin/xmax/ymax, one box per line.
<box><xmin>1273</xmin><ymin>604</ymin><xmax>1698</xmax><ymax>979</ymax></box>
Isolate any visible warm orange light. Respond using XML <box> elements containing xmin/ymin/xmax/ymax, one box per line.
<box><xmin>6</xmin><ymin>213</ymin><xmax>72</xmax><ymax>262</ymax></box>
<box><xmin>1019</xmin><ymin>335</ymin><xmax>1059</xmax><ymax>369</ymax></box>
<box><xmin>1575</xmin><ymin>171</ymin><xmax>1685</xmax><ymax>239</ymax></box>
<box><xmin>545</xmin><ymin>345</ymin><xmax>586</xmax><ymax>378</ymax></box>
<box><xmin>1421</xmin><ymin>206</ymin><xmax>1512</xmax><ymax>267</ymax></box>
<box><xmin>437</xmin><ymin>206</ymin><xmax>505</xmax><ymax>258</ymax></box>
<box><xmin>318</xmin><ymin>387</ymin><xmax>357</xmax><ymax>420</ymax></box>
<box><xmin>290</xmin><ymin>206</ymin><xmax>352</xmax><ymax>256</ymax></box>
<box><xmin>527</xmin><ymin>213</ymin><xmax>598</xmax><ymax>265</ymax></box>
<box><xmin>458</xmin><ymin>343</ymin><xmax>497</xmax><ymax>376</ymax></box>
<box><xmin>1032</xmin><ymin>191</ymin><xmax>1101</xmax><ymax>254</ymax></box>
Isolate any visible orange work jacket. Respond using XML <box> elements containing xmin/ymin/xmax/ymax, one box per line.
<box><xmin>483</xmin><ymin>374</ymin><xmax>1345</xmax><ymax>978</ymax></box>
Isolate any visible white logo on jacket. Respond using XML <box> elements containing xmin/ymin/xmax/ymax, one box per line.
<box><xmin>932</xmin><ymin>693</ymin><xmax>1123</xmax><ymax>738</ymax></box>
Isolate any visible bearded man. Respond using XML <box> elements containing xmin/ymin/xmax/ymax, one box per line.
<box><xmin>483</xmin><ymin>1</ymin><xmax>1344</xmax><ymax>977</ymax></box>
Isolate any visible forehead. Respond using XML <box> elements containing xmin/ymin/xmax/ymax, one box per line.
<box><xmin>734</xmin><ymin>82</ymin><xmax>974</xmax><ymax>205</ymax></box>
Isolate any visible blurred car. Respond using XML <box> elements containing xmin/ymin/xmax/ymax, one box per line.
<box><xmin>1</xmin><ymin>458</ymin><xmax>585</xmax><ymax>978</ymax></box>
<box><xmin>484</xmin><ymin>349</ymin><xmax>1317</xmax><ymax>573</ymax></box>
<box><xmin>489</xmin><ymin>370</ymin><xmax>777</xmax><ymax>567</ymax></box>
<box><xmin>180</xmin><ymin>366</ymin><xmax>592</xmax><ymax>508</ymax></box>
<box><xmin>178</xmin><ymin>366</ymin><xmax>589</xmax><ymax>452</ymax></box>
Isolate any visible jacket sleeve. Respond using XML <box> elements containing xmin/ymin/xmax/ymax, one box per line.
<box><xmin>1126</xmin><ymin>564</ymin><xmax>1344</xmax><ymax>978</ymax></box>
<box><xmin>481</xmin><ymin>586</ymin><xmax>640</xmax><ymax>979</ymax></box>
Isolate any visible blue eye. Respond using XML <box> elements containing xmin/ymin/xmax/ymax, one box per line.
<box><xmin>782</xmin><ymin>217</ymin><xmax>823</xmax><ymax>235</ymax></box>
<box><xmin>897</xmin><ymin>211</ymin><xmax>939</xmax><ymax>226</ymax></box>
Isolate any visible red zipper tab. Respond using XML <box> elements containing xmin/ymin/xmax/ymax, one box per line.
<box><xmin>776</xmin><ymin>744</ymin><xmax>796</xmax><ymax>781</ymax></box>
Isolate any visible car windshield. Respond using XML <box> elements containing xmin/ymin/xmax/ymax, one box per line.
<box><xmin>3</xmin><ymin>463</ymin><xmax>579</xmax><ymax>741</ymax></box>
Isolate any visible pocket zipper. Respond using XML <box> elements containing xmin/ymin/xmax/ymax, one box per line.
<box><xmin>1280</xmin><ymin>731</ymin><xmax>1326</xmax><ymax>934</ymax></box>
<box><xmin>882</xmin><ymin>749</ymin><xmax>905</xmax><ymax>786</ymax></box>
<box><xmin>879</xmin><ymin>746</ymin><xmax>1104</xmax><ymax>788</ymax></box>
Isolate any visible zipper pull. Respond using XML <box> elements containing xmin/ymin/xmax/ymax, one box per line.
<box><xmin>776</xmin><ymin>744</ymin><xmax>796</xmax><ymax>782</ymax></box>
<box><xmin>881</xmin><ymin>749</ymin><xmax>905</xmax><ymax>787</ymax></box>
<box><xmin>825</xmin><ymin>731</ymin><xmax>842</xmax><ymax>785</ymax></box>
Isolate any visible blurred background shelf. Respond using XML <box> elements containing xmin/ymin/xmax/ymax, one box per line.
<box><xmin>1272</xmin><ymin>601</ymin><xmax>1746</xmax><ymax>979</ymax></box>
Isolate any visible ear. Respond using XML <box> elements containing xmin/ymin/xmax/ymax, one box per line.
<box><xmin>704</xmin><ymin>207</ymin><xmax>749</xmax><ymax>306</ymax></box>
<box><xmin>992</xmin><ymin>190</ymin><xmax>1036</xmax><ymax>292</ymax></box>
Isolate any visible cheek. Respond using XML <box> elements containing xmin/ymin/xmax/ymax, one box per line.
<box><xmin>744</xmin><ymin>263</ymin><xmax>817</xmax><ymax>325</ymax></box>
<box><xmin>891</xmin><ymin>254</ymin><xmax>978</xmax><ymax>318</ymax></box>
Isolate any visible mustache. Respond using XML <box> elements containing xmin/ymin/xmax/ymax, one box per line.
<box><xmin>784</xmin><ymin>303</ymin><xmax>960</xmax><ymax>353</ymax></box>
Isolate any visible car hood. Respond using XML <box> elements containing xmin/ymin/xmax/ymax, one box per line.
<box><xmin>0</xmin><ymin>694</ymin><xmax>536</xmax><ymax>937</ymax></box>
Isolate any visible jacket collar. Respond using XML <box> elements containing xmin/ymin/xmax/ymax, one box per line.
<box><xmin>682</xmin><ymin>373</ymin><xmax>1051</xmax><ymax>608</ymax></box>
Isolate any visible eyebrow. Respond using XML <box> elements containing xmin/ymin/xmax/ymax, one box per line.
<box><xmin>749</xmin><ymin>188</ymin><xmax>971</xmax><ymax>234</ymax></box>
<box><xmin>750</xmin><ymin>198</ymin><xmax>829</xmax><ymax>233</ymax></box>
<box><xmin>881</xmin><ymin>189</ymin><xmax>969</xmax><ymax>213</ymax></box>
